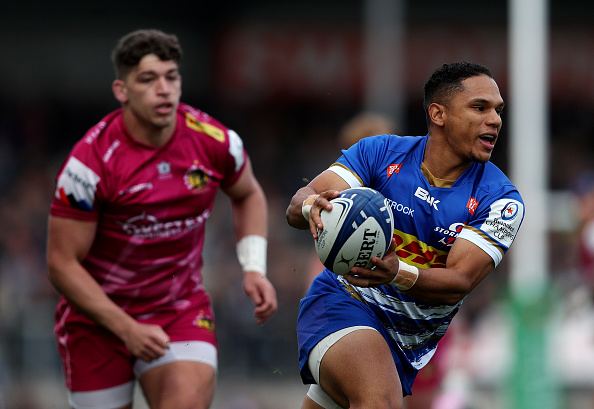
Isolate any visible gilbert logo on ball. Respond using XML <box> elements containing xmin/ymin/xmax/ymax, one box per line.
<box><xmin>315</xmin><ymin>187</ymin><xmax>394</xmax><ymax>275</ymax></box>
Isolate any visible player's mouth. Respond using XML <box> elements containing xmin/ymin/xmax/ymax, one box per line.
<box><xmin>478</xmin><ymin>133</ymin><xmax>497</xmax><ymax>150</ymax></box>
<box><xmin>155</xmin><ymin>102</ymin><xmax>174</xmax><ymax>115</ymax></box>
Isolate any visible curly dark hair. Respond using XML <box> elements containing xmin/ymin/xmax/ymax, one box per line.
<box><xmin>423</xmin><ymin>61</ymin><xmax>494</xmax><ymax>127</ymax></box>
<box><xmin>111</xmin><ymin>29</ymin><xmax>183</xmax><ymax>79</ymax></box>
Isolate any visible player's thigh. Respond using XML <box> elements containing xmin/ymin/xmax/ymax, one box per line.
<box><xmin>302</xmin><ymin>394</ymin><xmax>328</xmax><ymax>409</ymax></box>
<box><xmin>319</xmin><ymin>328</ymin><xmax>402</xmax><ymax>409</ymax></box>
<box><xmin>139</xmin><ymin>360</ymin><xmax>216</xmax><ymax>409</ymax></box>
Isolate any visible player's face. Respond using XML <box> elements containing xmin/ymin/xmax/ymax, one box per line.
<box><xmin>117</xmin><ymin>54</ymin><xmax>182</xmax><ymax>131</ymax></box>
<box><xmin>443</xmin><ymin>74</ymin><xmax>504</xmax><ymax>163</ymax></box>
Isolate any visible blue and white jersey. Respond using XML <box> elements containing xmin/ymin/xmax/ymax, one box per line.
<box><xmin>327</xmin><ymin>134</ymin><xmax>524</xmax><ymax>370</ymax></box>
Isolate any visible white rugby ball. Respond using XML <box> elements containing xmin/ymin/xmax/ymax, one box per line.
<box><xmin>315</xmin><ymin>187</ymin><xmax>394</xmax><ymax>275</ymax></box>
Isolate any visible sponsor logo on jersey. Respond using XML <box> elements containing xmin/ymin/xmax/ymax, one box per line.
<box><xmin>185</xmin><ymin>113</ymin><xmax>226</xmax><ymax>142</ymax></box>
<box><xmin>387</xmin><ymin>163</ymin><xmax>402</xmax><ymax>177</ymax></box>
<box><xmin>55</xmin><ymin>157</ymin><xmax>100</xmax><ymax>211</ymax></box>
<box><xmin>386</xmin><ymin>198</ymin><xmax>414</xmax><ymax>217</ymax></box>
<box><xmin>193</xmin><ymin>310</ymin><xmax>215</xmax><ymax>332</ymax></box>
<box><xmin>102</xmin><ymin>140</ymin><xmax>121</xmax><ymax>163</ymax></box>
<box><xmin>117</xmin><ymin>209</ymin><xmax>211</xmax><ymax>239</ymax></box>
<box><xmin>394</xmin><ymin>228</ymin><xmax>448</xmax><ymax>268</ymax></box>
<box><xmin>84</xmin><ymin>120</ymin><xmax>107</xmax><ymax>144</ymax></box>
<box><xmin>414</xmin><ymin>187</ymin><xmax>440</xmax><ymax>211</ymax></box>
<box><xmin>435</xmin><ymin>222</ymin><xmax>466</xmax><ymax>247</ymax></box>
<box><xmin>184</xmin><ymin>161</ymin><xmax>211</xmax><ymax>190</ymax></box>
<box><xmin>118</xmin><ymin>183</ymin><xmax>153</xmax><ymax>196</ymax></box>
<box><xmin>467</xmin><ymin>197</ymin><xmax>479</xmax><ymax>215</ymax></box>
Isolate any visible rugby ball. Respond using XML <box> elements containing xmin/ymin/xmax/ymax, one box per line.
<box><xmin>315</xmin><ymin>187</ymin><xmax>394</xmax><ymax>275</ymax></box>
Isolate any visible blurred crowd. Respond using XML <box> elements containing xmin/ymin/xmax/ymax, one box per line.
<box><xmin>2</xmin><ymin>94</ymin><xmax>594</xmax><ymax>409</ymax></box>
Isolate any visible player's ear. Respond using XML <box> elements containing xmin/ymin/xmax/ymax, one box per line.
<box><xmin>428</xmin><ymin>103</ymin><xmax>445</xmax><ymax>127</ymax></box>
<box><xmin>112</xmin><ymin>79</ymin><xmax>128</xmax><ymax>104</ymax></box>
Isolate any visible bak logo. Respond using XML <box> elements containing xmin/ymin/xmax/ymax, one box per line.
<box><xmin>414</xmin><ymin>187</ymin><xmax>440</xmax><ymax>211</ymax></box>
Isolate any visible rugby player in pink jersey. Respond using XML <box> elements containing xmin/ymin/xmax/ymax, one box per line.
<box><xmin>46</xmin><ymin>29</ymin><xmax>277</xmax><ymax>409</ymax></box>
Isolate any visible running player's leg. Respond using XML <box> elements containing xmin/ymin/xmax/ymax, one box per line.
<box><xmin>68</xmin><ymin>384</ymin><xmax>134</xmax><ymax>409</ymax></box>
<box><xmin>135</xmin><ymin>340</ymin><xmax>217</xmax><ymax>409</ymax></box>
<box><xmin>55</xmin><ymin>316</ymin><xmax>137</xmax><ymax>409</ymax></box>
<box><xmin>314</xmin><ymin>328</ymin><xmax>403</xmax><ymax>409</ymax></box>
<box><xmin>139</xmin><ymin>360</ymin><xmax>215</xmax><ymax>409</ymax></box>
<box><xmin>302</xmin><ymin>393</ymin><xmax>330</xmax><ymax>409</ymax></box>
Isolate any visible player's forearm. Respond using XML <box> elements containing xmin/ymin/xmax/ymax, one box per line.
<box><xmin>400</xmin><ymin>266</ymin><xmax>482</xmax><ymax>305</ymax></box>
<box><xmin>47</xmin><ymin>262</ymin><xmax>136</xmax><ymax>337</ymax></box>
<box><xmin>286</xmin><ymin>187</ymin><xmax>317</xmax><ymax>229</ymax></box>
<box><xmin>231</xmin><ymin>183</ymin><xmax>268</xmax><ymax>239</ymax></box>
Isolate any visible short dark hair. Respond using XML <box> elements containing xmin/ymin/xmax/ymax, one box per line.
<box><xmin>111</xmin><ymin>29</ymin><xmax>183</xmax><ymax>79</ymax></box>
<box><xmin>423</xmin><ymin>61</ymin><xmax>494</xmax><ymax>127</ymax></box>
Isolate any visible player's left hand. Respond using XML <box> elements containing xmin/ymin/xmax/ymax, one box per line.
<box><xmin>243</xmin><ymin>271</ymin><xmax>278</xmax><ymax>324</ymax></box>
<box><xmin>344</xmin><ymin>239</ymin><xmax>400</xmax><ymax>288</ymax></box>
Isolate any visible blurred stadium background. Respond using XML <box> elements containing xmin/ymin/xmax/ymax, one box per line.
<box><xmin>2</xmin><ymin>1</ymin><xmax>594</xmax><ymax>408</ymax></box>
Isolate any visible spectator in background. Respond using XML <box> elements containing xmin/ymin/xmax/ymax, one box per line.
<box><xmin>46</xmin><ymin>29</ymin><xmax>277</xmax><ymax>409</ymax></box>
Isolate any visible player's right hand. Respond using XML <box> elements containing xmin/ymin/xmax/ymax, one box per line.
<box><xmin>307</xmin><ymin>190</ymin><xmax>340</xmax><ymax>239</ymax></box>
<box><xmin>120</xmin><ymin>321</ymin><xmax>171</xmax><ymax>362</ymax></box>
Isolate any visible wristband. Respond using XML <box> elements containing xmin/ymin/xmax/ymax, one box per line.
<box><xmin>302</xmin><ymin>194</ymin><xmax>319</xmax><ymax>221</ymax></box>
<box><xmin>236</xmin><ymin>235</ymin><xmax>267</xmax><ymax>276</ymax></box>
<box><xmin>390</xmin><ymin>259</ymin><xmax>419</xmax><ymax>290</ymax></box>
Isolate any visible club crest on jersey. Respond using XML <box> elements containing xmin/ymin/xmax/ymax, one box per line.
<box><xmin>184</xmin><ymin>162</ymin><xmax>210</xmax><ymax>190</ymax></box>
<box><xmin>193</xmin><ymin>311</ymin><xmax>215</xmax><ymax>332</ymax></box>
<box><xmin>387</xmin><ymin>163</ymin><xmax>402</xmax><ymax>178</ymax></box>
<box><xmin>501</xmin><ymin>202</ymin><xmax>519</xmax><ymax>220</ymax></box>
<box><xmin>467</xmin><ymin>197</ymin><xmax>479</xmax><ymax>215</ymax></box>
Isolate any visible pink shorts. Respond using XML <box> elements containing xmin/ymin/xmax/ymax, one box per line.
<box><xmin>54</xmin><ymin>291</ymin><xmax>217</xmax><ymax>392</ymax></box>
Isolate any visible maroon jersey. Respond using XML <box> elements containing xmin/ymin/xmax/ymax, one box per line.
<box><xmin>50</xmin><ymin>103</ymin><xmax>246</xmax><ymax>317</ymax></box>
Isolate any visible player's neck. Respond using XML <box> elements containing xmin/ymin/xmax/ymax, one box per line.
<box><xmin>122</xmin><ymin>111</ymin><xmax>176</xmax><ymax>147</ymax></box>
<box><xmin>423</xmin><ymin>137</ymin><xmax>472</xmax><ymax>181</ymax></box>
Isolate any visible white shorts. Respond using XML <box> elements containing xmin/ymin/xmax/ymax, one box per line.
<box><xmin>68</xmin><ymin>341</ymin><xmax>217</xmax><ymax>409</ymax></box>
<box><xmin>306</xmin><ymin>325</ymin><xmax>376</xmax><ymax>409</ymax></box>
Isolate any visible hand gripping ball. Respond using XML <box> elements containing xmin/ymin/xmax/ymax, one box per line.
<box><xmin>315</xmin><ymin>187</ymin><xmax>394</xmax><ymax>275</ymax></box>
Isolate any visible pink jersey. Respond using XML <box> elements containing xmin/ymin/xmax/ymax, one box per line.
<box><xmin>50</xmin><ymin>103</ymin><xmax>247</xmax><ymax>317</ymax></box>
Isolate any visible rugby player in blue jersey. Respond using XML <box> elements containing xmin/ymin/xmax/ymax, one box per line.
<box><xmin>286</xmin><ymin>61</ymin><xmax>524</xmax><ymax>409</ymax></box>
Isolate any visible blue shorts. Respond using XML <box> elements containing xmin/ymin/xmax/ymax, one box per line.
<box><xmin>297</xmin><ymin>270</ymin><xmax>417</xmax><ymax>396</ymax></box>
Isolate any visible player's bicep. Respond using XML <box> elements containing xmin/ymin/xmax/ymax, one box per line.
<box><xmin>223</xmin><ymin>157</ymin><xmax>262</xmax><ymax>201</ymax></box>
<box><xmin>307</xmin><ymin>170</ymin><xmax>351</xmax><ymax>194</ymax></box>
<box><xmin>47</xmin><ymin>215</ymin><xmax>98</xmax><ymax>266</ymax></box>
<box><xmin>446</xmin><ymin>237</ymin><xmax>495</xmax><ymax>293</ymax></box>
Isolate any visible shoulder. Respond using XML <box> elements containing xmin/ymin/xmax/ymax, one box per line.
<box><xmin>358</xmin><ymin>134</ymin><xmax>425</xmax><ymax>151</ymax></box>
<box><xmin>178</xmin><ymin>103</ymin><xmax>236</xmax><ymax>145</ymax></box>
<box><xmin>64</xmin><ymin>109</ymin><xmax>123</xmax><ymax>169</ymax></box>
<box><xmin>475</xmin><ymin>161</ymin><xmax>522</xmax><ymax>201</ymax></box>
<box><xmin>178</xmin><ymin>103</ymin><xmax>247</xmax><ymax>174</ymax></box>
<box><xmin>351</xmin><ymin>134</ymin><xmax>426</xmax><ymax>164</ymax></box>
